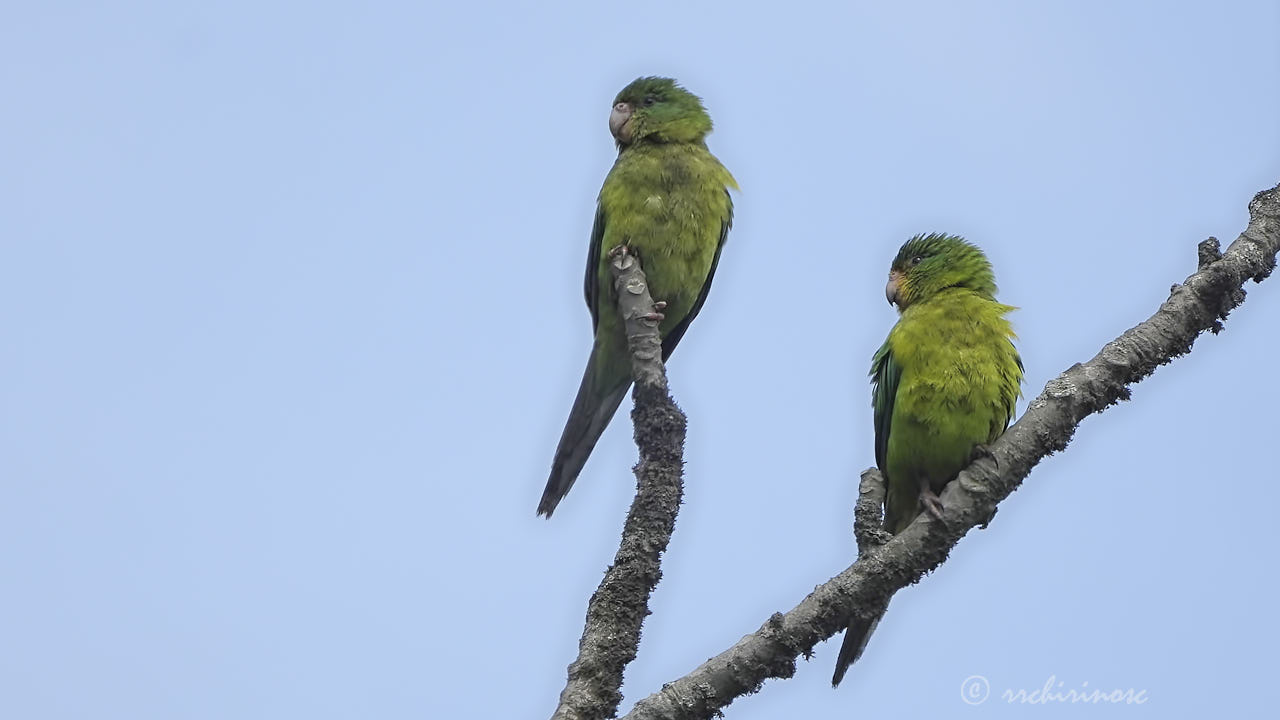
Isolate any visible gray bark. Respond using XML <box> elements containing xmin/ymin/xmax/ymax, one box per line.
<box><xmin>550</xmin><ymin>249</ymin><xmax>687</xmax><ymax>720</ymax></box>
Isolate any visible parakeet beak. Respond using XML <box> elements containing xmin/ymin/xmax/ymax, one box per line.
<box><xmin>609</xmin><ymin>102</ymin><xmax>634</xmax><ymax>144</ymax></box>
<box><xmin>886</xmin><ymin>271</ymin><xmax>903</xmax><ymax>307</ymax></box>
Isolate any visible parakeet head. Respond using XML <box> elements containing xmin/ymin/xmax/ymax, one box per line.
<box><xmin>885</xmin><ymin>233</ymin><xmax>998</xmax><ymax>310</ymax></box>
<box><xmin>609</xmin><ymin>76</ymin><xmax>713</xmax><ymax>147</ymax></box>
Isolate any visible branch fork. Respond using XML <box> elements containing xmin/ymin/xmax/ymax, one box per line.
<box><xmin>549</xmin><ymin>249</ymin><xmax>688</xmax><ymax>720</ymax></box>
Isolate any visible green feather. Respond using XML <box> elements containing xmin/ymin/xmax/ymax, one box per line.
<box><xmin>870</xmin><ymin>340</ymin><xmax>900</xmax><ymax>473</ymax></box>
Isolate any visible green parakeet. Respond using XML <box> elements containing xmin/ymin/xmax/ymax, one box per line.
<box><xmin>538</xmin><ymin>77</ymin><xmax>738</xmax><ymax>518</ymax></box>
<box><xmin>832</xmin><ymin>233</ymin><xmax>1023</xmax><ymax>686</ymax></box>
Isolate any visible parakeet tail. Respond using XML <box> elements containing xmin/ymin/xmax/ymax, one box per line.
<box><xmin>831</xmin><ymin>610</ymin><xmax>884</xmax><ymax>687</ymax></box>
<box><xmin>538</xmin><ymin>356</ymin><xmax>631</xmax><ymax>517</ymax></box>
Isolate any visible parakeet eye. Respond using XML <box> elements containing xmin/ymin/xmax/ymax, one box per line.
<box><xmin>910</xmin><ymin>255</ymin><xmax>924</xmax><ymax>265</ymax></box>
<box><xmin>643</xmin><ymin>96</ymin><xmax>658</xmax><ymax>107</ymax></box>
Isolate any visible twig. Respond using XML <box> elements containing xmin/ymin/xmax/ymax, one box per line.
<box><xmin>619</xmin><ymin>182</ymin><xmax>1280</xmax><ymax>720</ymax></box>
<box><xmin>550</xmin><ymin>249</ymin><xmax>688</xmax><ymax>720</ymax></box>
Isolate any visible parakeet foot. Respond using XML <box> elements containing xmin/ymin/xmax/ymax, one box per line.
<box><xmin>919</xmin><ymin>486</ymin><xmax>945</xmax><ymax>522</ymax></box>
<box><xmin>608</xmin><ymin>244</ymin><xmax>646</xmax><ymax>263</ymax></box>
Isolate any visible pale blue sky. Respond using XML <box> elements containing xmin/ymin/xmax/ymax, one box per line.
<box><xmin>2</xmin><ymin>2</ymin><xmax>1278</xmax><ymax>718</ymax></box>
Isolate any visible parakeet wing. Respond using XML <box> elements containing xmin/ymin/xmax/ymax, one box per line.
<box><xmin>992</xmin><ymin>342</ymin><xmax>1024</xmax><ymax>437</ymax></box>
<box><xmin>660</xmin><ymin>192</ymin><xmax>733</xmax><ymax>360</ymax></box>
<box><xmin>583</xmin><ymin>204</ymin><xmax>606</xmax><ymax>331</ymax></box>
<box><xmin>870</xmin><ymin>340</ymin><xmax>901</xmax><ymax>471</ymax></box>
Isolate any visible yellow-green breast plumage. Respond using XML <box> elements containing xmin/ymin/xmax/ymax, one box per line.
<box><xmin>882</xmin><ymin>289</ymin><xmax>1021</xmax><ymax>533</ymax></box>
<box><xmin>593</xmin><ymin>141</ymin><xmax>736</xmax><ymax>353</ymax></box>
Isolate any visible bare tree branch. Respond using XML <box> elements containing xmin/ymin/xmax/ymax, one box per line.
<box><xmin>619</xmin><ymin>182</ymin><xmax>1280</xmax><ymax>720</ymax></box>
<box><xmin>853</xmin><ymin>468</ymin><xmax>891</xmax><ymax>554</ymax></box>
<box><xmin>550</xmin><ymin>249</ymin><xmax>688</xmax><ymax>720</ymax></box>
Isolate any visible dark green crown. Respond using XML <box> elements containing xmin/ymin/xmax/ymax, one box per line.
<box><xmin>892</xmin><ymin>233</ymin><xmax>998</xmax><ymax>301</ymax></box>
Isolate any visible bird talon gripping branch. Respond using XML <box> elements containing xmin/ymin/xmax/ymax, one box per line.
<box><xmin>920</xmin><ymin>489</ymin><xmax>946</xmax><ymax>522</ymax></box>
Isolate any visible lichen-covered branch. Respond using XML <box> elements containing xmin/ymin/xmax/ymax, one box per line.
<box><xmin>853</xmin><ymin>468</ymin><xmax>891</xmax><ymax>554</ymax></box>
<box><xmin>619</xmin><ymin>182</ymin><xmax>1280</xmax><ymax>720</ymax></box>
<box><xmin>550</xmin><ymin>249</ymin><xmax>688</xmax><ymax>720</ymax></box>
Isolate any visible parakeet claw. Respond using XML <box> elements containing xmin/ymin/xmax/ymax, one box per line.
<box><xmin>969</xmin><ymin>443</ymin><xmax>997</xmax><ymax>467</ymax></box>
<box><xmin>639</xmin><ymin>300</ymin><xmax>667</xmax><ymax>323</ymax></box>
